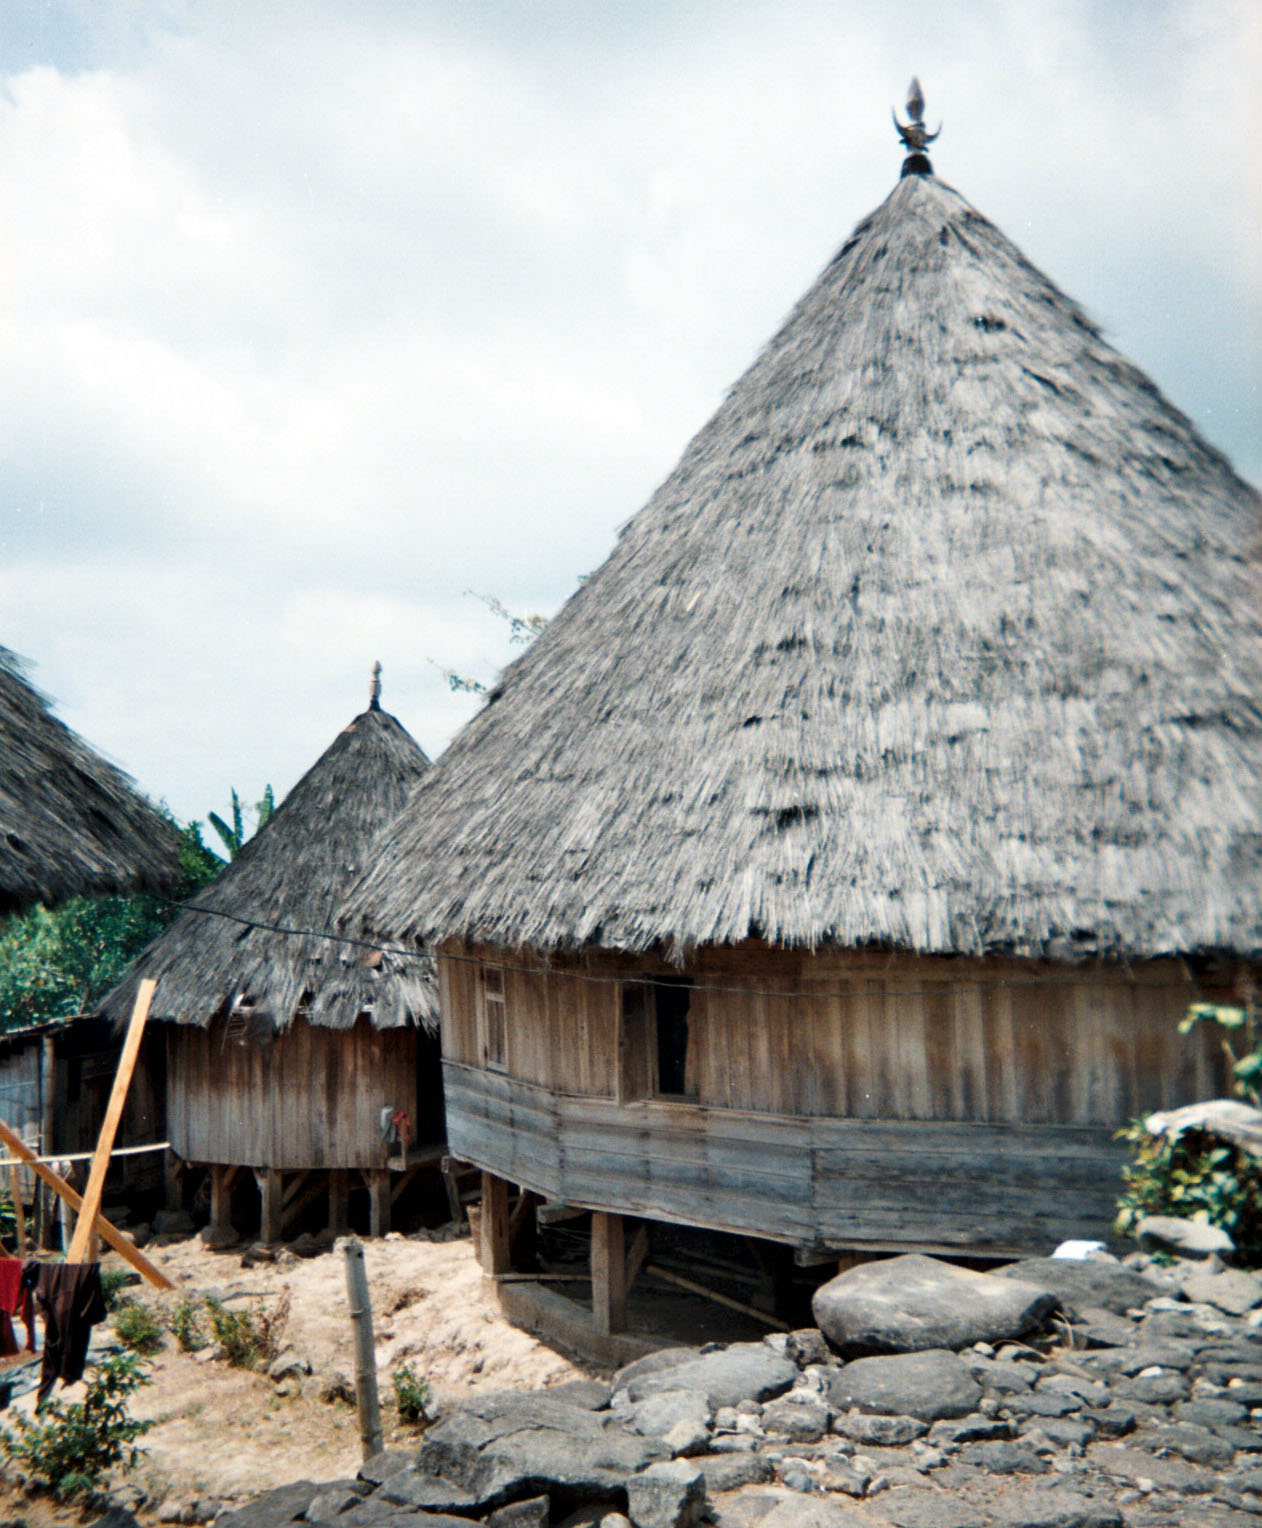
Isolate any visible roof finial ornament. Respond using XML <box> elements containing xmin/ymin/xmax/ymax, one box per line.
<box><xmin>369</xmin><ymin>660</ymin><xmax>382</xmax><ymax>711</ymax></box>
<box><xmin>893</xmin><ymin>76</ymin><xmax>940</xmax><ymax>178</ymax></box>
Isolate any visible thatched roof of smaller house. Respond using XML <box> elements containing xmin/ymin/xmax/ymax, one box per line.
<box><xmin>0</xmin><ymin>646</ymin><xmax>181</xmax><ymax>913</ymax></box>
<box><xmin>347</xmin><ymin>165</ymin><xmax>1262</xmax><ymax>964</ymax></box>
<box><xmin>103</xmin><ymin>678</ymin><xmax>434</xmax><ymax>1030</ymax></box>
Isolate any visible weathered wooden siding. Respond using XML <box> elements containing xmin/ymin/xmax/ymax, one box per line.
<box><xmin>167</xmin><ymin>1017</ymin><xmax>423</xmax><ymax>1170</ymax></box>
<box><xmin>438</xmin><ymin>944</ymin><xmax>1226</xmax><ymax>1125</ymax></box>
<box><xmin>444</xmin><ymin>1061</ymin><xmax>1130</xmax><ymax>1253</ymax></box>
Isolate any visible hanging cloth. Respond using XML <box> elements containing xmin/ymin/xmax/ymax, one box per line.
<box><xmin>23</xmin><ymin>1261</ymin><xmax>107</xmax><ymax>1406</ymax></box>
<box><xmin>0</xmin><ymin>1258</ymin><xmax>35</xmax><ymax>1356</ymax></box>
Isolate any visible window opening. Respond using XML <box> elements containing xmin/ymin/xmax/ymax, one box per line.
<box><xmin>481</xmin><ymin>966</ymin><xmax>507</xmax><ymax>1070</ymax></box>
<box><xmin>654</xmin><ymin>978</ymin><xmax>695</xmax><ymax>1098</ymax></box>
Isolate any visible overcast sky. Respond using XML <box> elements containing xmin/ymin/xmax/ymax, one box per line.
<box><xmin>1</xmin><ymin>1</ymin><xmax>1258</xmax><ymax>833</ymax></box>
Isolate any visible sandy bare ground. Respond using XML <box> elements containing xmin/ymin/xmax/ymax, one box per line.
<box><xmin>2</xmin><ymin>1229</ymin><xmax>586</xmax><ymax>1517</ymax></box>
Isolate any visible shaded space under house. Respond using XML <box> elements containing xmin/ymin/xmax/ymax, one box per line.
<box><xmin>348</xmin><ymin>93</ymin><xmax>1261</xmax><ymax>1344</ymax></box>
<box><xmin>0</xmin><ymin>644</ymin><xmax>182</xmax><ymax>913</ymax></box>
<box><xmin>102</xmin><ymin>669</ymin><xmax>439</xmax><ymax>1242</ymax></box>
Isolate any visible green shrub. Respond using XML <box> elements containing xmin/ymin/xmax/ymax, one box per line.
<box><xmin>170</xmin><ymin>1295</ymin><xmax>206</xmax><ymax>1352</ymax></box>
<box><xmin>99</xmin><ymin>1267</ymin><xmax>134</xmax><ymax>1311</ymax></box>
<box><xmin>1181</xmin><ymin>999</ymin><xmax>1261</xmax><ymax>1107</ymax></box>
<box><xmin>1116</xmin><ymin>1118</ymin><xmax>1262</xmax><ymax>1267</ymax></box>
<box><xmin>203</xmin><ymin>1294</ymin><xmax>286</xmax><ymax>1370</ymax></box>
<box><xmin>111</xmin><ymin>1299</ymin><xmax>164</xmax><ymax>1356</ymax></box>
<box><xmin>0</xmin><ymin>1350</ymin><xmax>152</xmax><ymax>1500</ymax></box>
<box><xmin>392</xmin><ymin>1363</ymin><xmax>431</xmax><ymax>1425</ymax></box>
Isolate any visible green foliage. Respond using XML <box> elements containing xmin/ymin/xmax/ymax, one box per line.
<box><xmin>98</xmin><ymin>1267</ymin><xmax>134</xmax><ymax>1310</ymax></box>
<box><xmin>207</xmin><ymin>786</ymin><xmax>275</xmax><ymax>861</ymax></box>
<box><xmin>203</xmin><ymin>1294</ymin><xmax>285</xmax><ymax>1370</ymax></box>
<box><xmin>0</xmin><ymin>1195</ymin><xmax>17</xmax><ymax>1247</ymax></box>
<box><xmin>0</xmin><ymin>822</ymin><xmax>221</xmax><ymax>1028</ymax></box>
<box><xmin>436</xmin><ymin>591</ymin><xmax>549</xmax><ymax>695</ymax></box>
<box><xmin>170</xmin><ymin>1295</ymin><xmax>206</xmax><ymax>1352</ymax></box>
<box><xmin>0</xmin><ymin>1350</ymin><xmax>153</xmax><ymax>1501</ymax></box>
<box><xmin>1180</xmin><ymin>995</ymin><xmax>1261</xmax><ymax>1107</ymax></box>
<box><xmin>392</xmin><ymin>1363</ymin><xmax>432</xmax><ymax>1425</ymax></box>
<box><xmin>1116</xmin><ymin>1117</ymin><xmax>1262</xmax><ymax>1266</ymax></box>
<box><xmin>111</xmin><ymin>1299</ymin><xmax>164</xmax><ymax>1356</ymax></box>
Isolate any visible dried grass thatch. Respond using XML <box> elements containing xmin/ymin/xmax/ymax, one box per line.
<box><xmin>103</xmin><ymin>692</ymin><xmax>434</xmax><ymax>1030</ymax></box>
<box><xmin>350</xmin><ymin>170</ymin><xmax>1262</xmax><ymax>962</ymax></box>
<box><xmin>0</xmin><ymin>646</ymin><xmax>181</xmax><ymax>913</ymax></box>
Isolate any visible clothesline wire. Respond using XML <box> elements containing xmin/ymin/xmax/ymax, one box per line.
<box><xmin>158</xmin><ymin>897</ymin><xmax>1199</xmax><ymax>1004</ymax></box>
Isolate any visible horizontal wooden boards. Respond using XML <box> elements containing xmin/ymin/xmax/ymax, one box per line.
<box><xmin>445</xmin><ymin>1062</ymin><xmax>1130</xmax><ymax>1253</ymax></box>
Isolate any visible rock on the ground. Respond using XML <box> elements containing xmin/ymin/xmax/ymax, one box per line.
<box><xmin>623</xmin><ymin>1389</ymin><xmax>712</xmax><ymax>1439</ymax></box>
<box><xmin>995</xmin><ymin>1258</ymin><xmax>1165</xmax><ymax>1317</ymax></box>
<box><xmin>1136</xmin><ymin>1215</ymin><xmax>1235</xmax><ymax>1259</ymax></box>
<box><xmin>752</xmin><ymin>1496</ymin><xmax>873</xmax><ymax>1527</ymax></box>
<box><xmin>876</xmin><ymin>1490</ymin><xmax>983</xmax><ymax>1528</ymax></box>
<box><xmin>213</xmin><ymin>1480</ymin><xmax>321</xmax><ymax>1528</ymax></box>
<box><xmin>617</xmin><ymin>1343</ymin><xmax>796</xmax><ymax>1409</ymax></box>
<box><xmin>988</xmin><ymin>1489</ymin><xmax>1124</xmax><ymax>1527</ymax></box>
<box><xmin>694</xmin><ymin>1453</ymin><xmax>775</xmax><ymax>1491</ymax></box>
<box><xmin>1180</xmin><ymin>1267</ymin><xmax>1262</xmax><ymax>1315</ymax></box>
<box><xmin>486</xmin><ymin>1496</ymin><xmax>551</xmax><ymax>1528</ymax></box>
<box><xmin>833</xmin><ymin>1411</ymin><xmax>929</xmax><ymax>1445</ymax></box>
<box><xmin>625</xmin><ymin>1459</ymin><xmax>705</xmax><ymax>1528</ymax></box>
<box><xmin>812</xmin><ymin>1254</ymin><xmax>1059</xmax><ymax>1355</ymax></box>
<box><xmin>828</xmin><ymin>1349</ymin><xmax>982</xmax><ymax>1421</ymax></box>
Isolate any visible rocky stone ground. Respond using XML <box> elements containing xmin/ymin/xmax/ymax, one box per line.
<box><xmin>154</xmin><ymin>1250</ymin><xmax>1262</xmax><ymax>1528</ymax></box>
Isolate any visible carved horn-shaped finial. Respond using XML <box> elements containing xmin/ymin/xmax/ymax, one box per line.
<box><xmin>893</xmin><ymin>75</ymin><xmax>941</xmax><ymax>177</ymax></box>
<box><xmin>370</xmin><ymin>660</ymin><xmax>382</xmax><ymax>710</ymax></box>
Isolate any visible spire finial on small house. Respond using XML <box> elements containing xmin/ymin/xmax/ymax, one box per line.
<box><xmin>370</xmin><ymin>661</ymin><xmax>382</xmax><ymax>711</ymax></box>
<box><xmin>893</xmin><ymin>76</ymin><xmax>940</xmax><ymax>178</ymax></box>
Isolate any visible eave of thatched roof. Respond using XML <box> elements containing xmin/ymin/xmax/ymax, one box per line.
<box><xmin>103</xmin><ymin>701</ymin><xmax>435</xmax><ymax>1031</ymax></box>
<box><xmin>0</xmin><ymin>646</ymin><xmax>182</xmax><ymax>913</ymax></box>
<box><xmin>349</xmin><ymin>170</ymin><xmax>1262</xmax><ymax>963</ymax></box>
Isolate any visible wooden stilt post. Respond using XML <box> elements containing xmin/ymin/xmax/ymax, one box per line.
<box><xmin>342</xmin><ymin>1237</ymin><xmax>383</xmax><ymax>1461</ymax></box>
<box><xmin>163</xmin><ymin>1150</ymin><xmax>183</xmax><ymax>1212</ymax></box>
<box><xmin>256</xmin><ymin>1168</ymin><xmax>283</xmax><ymax>1244</ymax></box>
<box><xmin>479</xmin><ymin>1172</ymin><xmax>511</xmax><ymax>1275</ymax></box>
<box><xmin>9</xmin><ymin>1161</ymin><xmax>26</xmax><ymax>1253</ymax></box>
<box><xmin>591</xmin><ymin>1210</ymin><xmax>626</xmax><ymax>1336</ymax></box>
<box><xmin>209</xmin><ymin>1165</ymin><xmax>232</xmax><ymax>1238</ymax></box>
<box><xmin>366</xmin><ymin>1170</ymin><xmax>391</xmax><ymax>1239</ymax></box>
<box><xmin>38</xmin><ymin>1033</ymin><xmax>56</xmax><ymax>1248</ymax></box>
<box><xmin>328</xmin><ymin>1170</ymin><xmax>349</xmax><ymax>1237</ymax></box>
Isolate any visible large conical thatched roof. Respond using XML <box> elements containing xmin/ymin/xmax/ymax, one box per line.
<box><xmin>352</xmin><ymin>168</ymin><xmax>1262</xmax><ymax>962</ymax></box>
<box><xmin>0</xmin><ymin>645</ymin><xmax>182</xmax><ymax>913</ymax></box>
<box><xmin>104</xmin><ymin>684</ymin><xmax>435</xmax><ymax>1029</ymax></box>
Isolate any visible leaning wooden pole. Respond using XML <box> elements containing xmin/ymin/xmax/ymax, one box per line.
<box><xmin>342</xmin><ymin>1237</ymin><xmax>383</xmax><ymax>1460</ymax></box>
<box><xmin>0</xmin><ymin>1119</ymin><xmax>173</xmax><ymax>1289</ymax></box>
<box><xmin>68</xmin><ymin>978</ymin><xmax>155</xmax><ymax>1263</ymax></box>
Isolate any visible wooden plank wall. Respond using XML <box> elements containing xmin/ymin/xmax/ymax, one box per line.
<box><xmin>437</xmin><ymin>943</ymin><xmax>1228</xmax><ymax>1126</ymax></box>
<box><xmin>444</xmin><ymin>1061</ymin><xmax>1129</xmax><ymax>1253</ymax></box>
<box><xmin>168</xmin><ymin>1017</ymin><xmax>421</xmax><ymax>1170</ymax></box>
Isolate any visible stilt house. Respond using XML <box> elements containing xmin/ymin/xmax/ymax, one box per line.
<box><xmin>1</xmin><ymin>645</ymin><xmax>181</xmax><ymax>912</ymax></box>
<box><xmin>351</xmin><ymin>98</ymin><xmax>1261</xmax><ymax>1323</ymax></box>
<box><xmin>104</xmin><ymin>670</ymin><xmax>437</xmax><ymax>1241</ymax></box>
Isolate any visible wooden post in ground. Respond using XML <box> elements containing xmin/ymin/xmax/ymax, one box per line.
<box><xmin>0</xmin><ymin>1119</ymin><xmax>173</xmax><ymax>1289</ymax></box>
<box><xmin>342</xmin><ymin>1237</ymin><xmax>383</xmax><ymax>1461</ymax></box>
<box><xmin>9</xmin><ymin>1161</ymin><xmax>26</xmax><ymax>1253</ymax></box>
<box><xmin>163</xmin><ymin>1150</ymin><xmax>183</xmax><ymax>1212</ymax></box>
<box><xmin>366</xmin><ymin>1170</ymin><xmax>390</xmax><ymax>1239</ymax></box>
<box><xmin>479</xmin><ymin>1173</ymin><xmax>511</xmax><ymax>1275</ymax></box>
<box><xmin>68</xmin><ymin>978</ymin><xmax>155</xmax><ymax>1263</ymax></box>
<box><xmin>328</xmin><ymin>1170</ymin><xmax>349</xmax><ymax>1237</ymax></box>
<box><xmin>256</xmin><ymin>1168</ymin><xmax>283</xmax><ymax>1244</ymax></box>
<box><xmin>37</xmin><ymin>1033</ymin><xmax>56</xmax><ymax>1247</ymax></box>
<box><xmin>208</xmin><ymin>1165</ymin><xmax>235</xmax><ymax>1239</ymax></box>
<box><xmin>591</xmin><ymin>1210</ymin><xmax>626</xmax><ymax>1336</ymax></box>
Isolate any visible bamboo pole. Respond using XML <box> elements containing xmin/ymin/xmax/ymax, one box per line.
<box><xmin>0</xmin><ymin>1118</ymin><xmax>173</xmax><ymax>1290</ymax></box>
<box><xmin>69</xmin><ymin>978</ymin><xmax>155</xmax><ymax>1263</ymax></box>
<box><xmin>9</xmin><ymin>1161</ymin><xmax>25</xmax><ymax>1252</ymax></box>
<box><xmin>342</xmin><ymin>1238</ymin><xmax>383</xmax><ymax>1460</ymax></box>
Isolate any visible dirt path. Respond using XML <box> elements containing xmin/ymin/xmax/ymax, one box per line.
<box><xmin>2</xmin><ymin>1229</ymin><xmax>586</xmax><ymax>1516</ymax></box>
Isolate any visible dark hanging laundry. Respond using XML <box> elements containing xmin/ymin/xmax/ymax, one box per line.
<box><xmin>22</xmin><ymin>1260</ymin><xmax>108</xmax><ymax>1406</ymax></box>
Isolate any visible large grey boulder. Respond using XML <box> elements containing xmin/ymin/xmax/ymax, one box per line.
<box><xmin>413</xmin><ymin>1389</ymin><xmax>668</xmax><ymax>1511</ymax></box>
<box><xmin>1179</xmin><ymin>1266</ymin><xmax>1262</xmax><ymax>1315</ymax></box>
<box><xmin>617</xmin><ymin>1343</ymin><xmax>795</xmax><ymax>1410</ymax></box>
<box><xmin>996</xmin><ymin>1257</ymin><xmax>1165</xmax><ymax>1316</ymax></box>
<box><xmin>812</xmin><ymin>1253</ymin><xmax>1058</xmax><ymax>1354</ymax></box>
<box><xmin>828</xmin><ymin>1349</ymin><xmax>982</xmax><ymax>1420</ymax></box>
<box><xmin>1136</xmin><ymin>1215</ymin><xmax>1235</xmax><ymax>1259</ymax></box>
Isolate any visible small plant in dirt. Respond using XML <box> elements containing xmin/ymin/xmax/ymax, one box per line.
<box><xmin>170</xmin><ymin>1294</ymin><xmax>206</xmax><ymax>1352</ymax></box>
<box><xmin>111</xmin><ymin>1298</ymin><xmax>164</xmax><ymax>1355</ymax></box>
<box><xmin>0</xmin><ymin>1350</ymin><xmax>153</xmax><ymax>1501</ymax></box>
<box><xmin>392</xmin><ymin>1363</ymin><xmax>432</xmax><ymax>1425</ymax></box>
<box><xmin>204</xmin><ymin>1294</ymin><xmax>287</xmax><ymax>1370</ymax></box>
<box><xmin>1116</xmin><ymin>1118</ymin><xmax>1262</xmax><ymax>1266</ymax></box>
<box><xmin>99</xmin><ymin>1267</ymin><xmax>135</xmax><ymax>1310</ymax></box>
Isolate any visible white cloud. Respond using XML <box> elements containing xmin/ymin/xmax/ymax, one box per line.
<box><xmin>0</xmin><ymin>0</ymin><xmax>1257</xmax><ymax>831</ymax></box>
